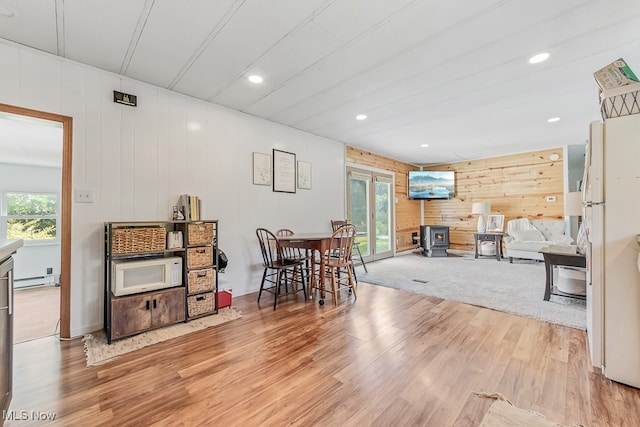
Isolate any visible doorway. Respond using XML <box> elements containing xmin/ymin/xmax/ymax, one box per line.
<box><xmin>0</xmin><ymin>103</ymin><xmax>72</xmax><ymax>339</ymax></box>
<box><xmin>346</xmin><ymin>166</ymin><xmax>394</xmax><ymax>262</ymax></box>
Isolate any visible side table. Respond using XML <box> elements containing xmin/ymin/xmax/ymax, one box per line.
<box><xmin>539</xmin><ymin>246</ymin><xmax>586</xmax><ymax>301</ymax></box>
<box><xmin>473</xmin><ymin>233</ymin><xmax>504</xmax><ymax>261</ymax></box>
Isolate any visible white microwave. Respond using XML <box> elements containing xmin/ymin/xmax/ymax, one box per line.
<box><xmin>111</xmin><ymin>257</ymin><xmax>182</xmax><ymax>296</ymax></box>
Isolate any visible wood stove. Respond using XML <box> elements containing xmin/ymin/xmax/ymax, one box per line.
<box><xmin>420</xmin><ymin>225</ymin><xmax>450</xmax><ymax>257</ymax></box>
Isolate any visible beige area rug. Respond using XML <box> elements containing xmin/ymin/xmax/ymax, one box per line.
<box><xmin>82</xmin><ymin>307</ymin><xmax>242</xmax><ymax>366</ymax></box>
<box><xmin>475</xmin><ymin>392</ymin><xmax>575</xmax><ymax>427</ymax></box>
<box><xmin>360</xmin><ymin>252</ymin><xmax>586</xmax><ymax>330</ymax></box>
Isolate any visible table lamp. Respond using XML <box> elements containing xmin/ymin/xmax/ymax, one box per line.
<box><xmin>565</xmin><ymin>192</ymin><xmax>583</xmax><ymax>217</ymax></box>
<box><xmin>471</xmin><ymin>201</ymin><xmax>491</xmax><ymax>233</ymax></box>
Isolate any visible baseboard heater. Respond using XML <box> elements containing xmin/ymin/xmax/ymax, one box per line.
<box><xmin>14</xmin><ymin>275</ymin><xmax>58</xmax><ymax>289</ymax></box>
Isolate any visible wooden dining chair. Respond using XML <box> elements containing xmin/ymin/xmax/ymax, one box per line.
<box><xmin>256</xmin><ymin>228</ymin><xmax>307</xmax><ymax>310</ymax></box>
<box><xmin>330</xmin><ymin>220</ymin><xmax>368</xmax><ymax>279</ymax></box>
<box><xmin>275</xmin><ymin>228</ymin><xmax>313</xmax><ymax>289</ymax></box>
<box><xmin>317</xmin><ymin>224</ymin><xmax>357</xmax><ymax>305</ymax></box>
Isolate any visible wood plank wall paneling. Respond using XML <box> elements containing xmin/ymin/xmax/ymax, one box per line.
<box><xmin>346</xmin><ymin>147</ymin><xmax>565</xmax><ymax>253</ymax></box>
<box><xmin>346</xmin><ymin>147</ymin><xmax>420</xmax><ymax>253</ymax></box>
<box><xmin>424</xmin><ymin>148</ymin><xmax>565</xmax><ymax>251</ymax></box>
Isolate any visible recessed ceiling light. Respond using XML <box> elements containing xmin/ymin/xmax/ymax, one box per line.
<box><xmin>420</xmin><ymin>144</ymin><xmax>429</xmax><ymax>148</ymax></box>
<box><xmin>0</xmin><ymin>4</ymin><xmax>16</xmax><ymax>17</ymax></box>
<box><xmin>248</xmin><ymin>75</ymin><xmax>263</xmax><ymax>84</ymax></box>
<box><xmin>356</xmin><ymin>114</ymin><xmax>367</xmax><ymax>120</ymax></box>
<box><xmin>529</xmin><ymin>52</ymin><xmax>550</xmax><ymax>64</ymax></box>
<box><xmin>187</xmin><ymin>122</ymin><xmax>201</xmax><ymax>131</ymax></box>
<box><xmin>547</xmin><ymin>117</ymin><xmax>560</xmax><ymax>123</ymax></box>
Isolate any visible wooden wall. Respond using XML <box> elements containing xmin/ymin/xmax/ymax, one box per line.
<box><xmin>346</xmin><ymin>147</ymin><xmax>420</xmax><ymax>253</ymax></box>
<box><xmin>424</xmin><ymin>148</ymin><xmax>565</xmax><ymax>250</ymax></box>
<box><xmin>346</xmin><ymin>146</ymin><xmax>565</xmax><ymax>253</ymax></box>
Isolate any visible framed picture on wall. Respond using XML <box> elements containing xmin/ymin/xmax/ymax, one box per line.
<box><xmin>297</xmin><ymin>161</ymin><xmax>311</xmax><ymax>189</ymax></box>
<box><xmin>273</xmin><ymin>149</ymin><xmax>296</xmax><ymax>193</ymax></box>
<box><xmin>252</xmin><ymin>152</ymin><xmax>272</xmax><ymax>186</ymax></box>
<box><xmin>486</xmin><ymin>215</ymin><xmax>505</xmax><ymax>232</ymax></box>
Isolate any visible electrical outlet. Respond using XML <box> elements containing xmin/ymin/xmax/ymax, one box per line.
<box><xmin>546</xmin><ymin>196</ymin><xmax>556</xmax><ymax>202</ymax></box>
<box><xmin>75</xmin><ymin>189</ymin><xmax>93</xmax><ymax>203</ymax></box>
<box><xmin>46</xmin><ymin>267</ymin><xmax>53</xmax><ymax>274</ymax></box>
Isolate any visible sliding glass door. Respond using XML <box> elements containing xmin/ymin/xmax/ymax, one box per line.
<box><xmin>347</xmin><ymin>167</ymin><xmax>394</xmax><ymax>261</ymax></box>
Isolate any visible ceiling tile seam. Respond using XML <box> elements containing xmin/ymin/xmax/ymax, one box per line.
<box><xmin>310</xmin><ymin>23</ymin><xmax>640</xmax><ymax>140</ymax></box>
<box><xmin>300</xmin><ymin>51</ymin><xmax>524</xmax><ymax>136</ymax></box>
<box><xmin>312</xmin><ymin>68</ymin><xmax>520</xmax><ymax>141</ymax></box>
<box><xmin>286</xmin><ymin>0</ymin><xmax>607</xmax><ymax>131</ymax></box>
<box><xmin>255</xmin><ymin>0</ymin><xmax>509</xmax><ymax>120</ymax></box>
<box><xmin>120</xmin><ymin>0</ymin><xmax>156</xmax><ymax>75</ymax></box>
<box><xmin>206</xmin><ymin>0</ymin><xmax>338</xmax><ymax>102</ymax></box>
<box><xmin>167</xmin><ymin>0</ymin><xmax>247</xmax><ymax>91</ymax></box>
<box><xmin>275</xmin><ymin>0</ymin><xmax>515</xmax><ymax>126</ymax></box>
<box><xmin>55</xmin><ymin>0</ymin><xmax>65</xmax><ymax>57</ymax></box>
<box><xmin>543</xmin><ymin>10</ymin><xmax>640</xmax><ymax>49</ymax></box>
<box><xmin>238</xmin><ymin>0</ymin><xmax>425</xmax><ymax>114</ymax></box>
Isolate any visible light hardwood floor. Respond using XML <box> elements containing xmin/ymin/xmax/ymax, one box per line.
<box><xmin>13</xmin><ymin>285</ymin><xmax>60</xmax><ymax>343</ymax></box>
<box><xmin>7</xmin><ymin>282</ymin><xmax>640</xmax><ymax>426</ymax></box>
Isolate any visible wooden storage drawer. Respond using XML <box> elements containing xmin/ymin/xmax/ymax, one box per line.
<box><xmin>187</xmin><ymin>268</ymin><xmax>215</xmax><ymax>294</ymax></box>
<box><xmin>187</xmin><ymin>246</ymin><xmax>213</xmax><ymax>269</ymax></box>
<box><xmin>187</xmin><ymin>222</ymin><xmax>214</xmax><ymax>246</ymax></box>
<box><xmin>187</xmin><ymin>292</ymin><xmax>215</xmax><ymax>317</ymax></box>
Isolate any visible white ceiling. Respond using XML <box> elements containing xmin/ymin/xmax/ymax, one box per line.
<box><xmin>1</xmin><ymin>0</ymin><xmax>640</xmax><ymax>166</ymax></box>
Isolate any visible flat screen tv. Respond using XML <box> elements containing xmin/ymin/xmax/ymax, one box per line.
<box><xmin>408</xmin><ymin>170</ymin><xmax>455</xmax><ymax>199</ymax></box>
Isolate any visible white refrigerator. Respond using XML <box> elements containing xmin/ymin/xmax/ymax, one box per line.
<box><xmin>584</xmin><ymin>115</ymin><xmax>640</xmax><ymax>389</ymax></box>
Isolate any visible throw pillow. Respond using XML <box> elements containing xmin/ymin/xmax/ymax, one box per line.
<box><xmin>513</xmin><ymin>229</ymin><xmax>545</xmax><ymax>242</ymax></box>
<box><xmin>550</xmin><ymin>234</ymin><xmax>574</xmax><ymax>245</ymax></box>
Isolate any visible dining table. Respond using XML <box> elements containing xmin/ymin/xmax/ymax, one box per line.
<box><xmin>277</xmin><ymin>232</ymin><xmax>335</xmax><ymax>304</ymax></box>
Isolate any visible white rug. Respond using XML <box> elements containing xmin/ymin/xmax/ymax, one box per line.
<box><xmin>359</xmin><ymin>251</ymin><xmax>586</xmax><ymax>330</ymax></box>
<box><xmin>83</xmin><ymin>307</ymin><xmax>242</xmax><ymax>366</ymax></box>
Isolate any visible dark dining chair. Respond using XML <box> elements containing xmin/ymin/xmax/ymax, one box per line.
<box><xmin>275</xmin><ymin>228</ymin><xmax>313</xmax><ymax>289</ymax></box>
<box><xmin>330</xmin><ymin>220</ymin><xmax>368</xmax><ymax>280</ymax></box>
<box><xmin>256</xmin><ymin>228</ymin><xmax>307</xmax><ymax>310</ymax></box>
<box><xmin>317</xmin><ymin>224</ymin><xmax>357</xmax><ymax>305</ymax></box>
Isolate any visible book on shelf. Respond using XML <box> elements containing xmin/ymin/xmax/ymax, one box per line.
<box><xmin>177</xmin><ymin>194</ymin><xmax>201</xmax><ymax>221</ymax></box>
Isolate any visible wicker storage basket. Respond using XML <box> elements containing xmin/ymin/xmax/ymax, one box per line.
<box><xmin>187</xmin><ymin>223</ymin><xmax>214</xmax><ymax>246</ymax></box>
<box><xmin>187</xmin><ymin>292</ymin><xmax>215</xmax><ymax>317</ymax></box>
<box><xmin>111</xmin><ymin>227</ymin><xmax>166</xmax><ymax>255</ymax></box>
<box><xmin>187</xmin><ymin>246</ymin><xmax>213</xmax><ymax>269</ymax></box>
<box><xmin>599</xmin><ymin>82</ymin><xmax>640</xmax><ymax>119</ymax></box>
<box><xmin>187</xmin><ymin>268</ymin><xmax>215</xmax><ymax>294</ymax></box>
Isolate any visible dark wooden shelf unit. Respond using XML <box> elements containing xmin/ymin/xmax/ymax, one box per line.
<box><xmin>104</xmin><ymin>220</ymin><xmax>219</xmax><ymax>343</ymax></box>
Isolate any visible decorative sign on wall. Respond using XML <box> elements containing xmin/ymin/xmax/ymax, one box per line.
<box><xmin>297</xmin><ymin>161</ymin><xmax>311</xmax><ymax>189</ymax></box>
<box><xmin>252</xmin><ymin>152</ymin><xmax>272</xmax><ymax>185</ymax></box>
<box><xmin>113</xmin><ymin>90</ymin><xmax>137</xmax><ymax>107</ymax></box>
<box><xmin>273</xmin><ymin>149</ymin><xmax>296</xmax><ymax>193</ymax></box>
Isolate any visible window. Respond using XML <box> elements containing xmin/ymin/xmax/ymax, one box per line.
<box><xmin>3</xmin><ymin>192</ymin><xmax>58</xmax><ymax>241</ymax></box>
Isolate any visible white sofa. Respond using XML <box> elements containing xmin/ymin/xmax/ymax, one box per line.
<box><xmin>504</xmin><ymin>218</ymin><xmax>573</xmax><ymax>262</ymax></box>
